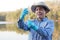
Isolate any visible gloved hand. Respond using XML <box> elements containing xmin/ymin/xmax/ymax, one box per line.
<box><xmin>27</xmin><ymin>20</ymin><xmax>38</xmax><ymax>30</ymax></box>
<box><xmin>20</xmin><ymin>8</ymin><xmax>29</xmax><ymax>20</ymax></box>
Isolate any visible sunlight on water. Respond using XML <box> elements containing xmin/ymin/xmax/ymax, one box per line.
<box><xmin>0</xmin><ymin>31</ymin><xmax>28</xmax><ymax>40</ymax></box>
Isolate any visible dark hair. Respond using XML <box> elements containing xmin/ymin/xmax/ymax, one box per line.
<box><xmin>45</xmin><ymin>16</ymin><xmax>48</xmax><ymax>18</ymax></box>
<box><xmin>34</xmin><ymin>6</ymin><xmax>49</xmax><ymax>13</ymax></box>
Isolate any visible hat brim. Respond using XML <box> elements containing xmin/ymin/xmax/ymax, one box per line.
<box><xmin>31</xmin><ymin>5</ymin><xmax>50</xmax><ymax>13</ymax></box>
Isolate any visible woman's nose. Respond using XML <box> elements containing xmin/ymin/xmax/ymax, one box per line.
<box><xmin>38</xmin><ymin>10</ymin><xmax>42</xmax><ymax>13</ymax></box>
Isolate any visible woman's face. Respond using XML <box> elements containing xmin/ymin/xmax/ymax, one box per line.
<box><xmin>35</xmin><ymin>6</ymin><xmax>46</xmax><ymax>19</ymax></box>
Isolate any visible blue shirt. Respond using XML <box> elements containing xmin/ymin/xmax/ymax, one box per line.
<box><xmin>18</xmin><ymin>17</ymin><xmax>54</xmax><ymax>40</ymax></box>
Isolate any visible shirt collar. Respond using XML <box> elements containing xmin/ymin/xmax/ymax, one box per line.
<box><xmin>42</xmin><ymin>17</ymin><xmax>48</xmax><ymax>21</ymax></box>
<box><xmin>36</xmin><ymin>17</ymin><xmax>48</xmax><ymax>22</ymax></box>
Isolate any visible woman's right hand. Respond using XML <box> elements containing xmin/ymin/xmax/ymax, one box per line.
<box><xmin>20</xmin><ymin>8</ymin><xmax>29</xmax><ymax>20</ymax></box>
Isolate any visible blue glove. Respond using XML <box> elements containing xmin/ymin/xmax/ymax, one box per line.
<box><xmin>20</xmin><ymin>8</ymin><xmax>29</xmax><ymax>20</ymax></box>
<box><xmin>27</xmin><ymin>20</ymin><xmax>38</xmax><ymax>30</ymax></box>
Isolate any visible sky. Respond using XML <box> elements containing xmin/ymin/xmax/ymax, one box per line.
<box><xmin>0</xmin><ymin>0</ymin><xmax>58</xmax><ymax>12</ymax></box>
<box><xmin>0</xmin><ymin>0</ymin><xmax>45</xmax><ymax>12</ymax></box>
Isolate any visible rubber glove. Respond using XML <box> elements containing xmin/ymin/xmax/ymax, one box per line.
<box><xmin>27</xmin><ymin>20</ymin><xmax>38</xmax><ymax>30</ymax></box>
<box><xmin>20</xmin><ymin>8</ymin><xmax>29</xmax><ymax>20</ymax></box>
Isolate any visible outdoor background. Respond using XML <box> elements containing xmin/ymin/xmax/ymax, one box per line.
<box><xmin>0</xmin><ymin>0</ymin><xmax>60</xmax><ymax>40</ymax></box>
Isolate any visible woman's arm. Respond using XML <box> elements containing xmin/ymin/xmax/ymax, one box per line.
<box><xmin>17</xmin><ymin>8</ymin><xmax>30</xmax><ymax>31</ymax></box>
<box><xmin>29</xmin><ymin>20</ymin><xmax>54</xmax><ymax>37</ymax></box>
<box><xmin>36</xmin><ymin>20</ymin><xmax>54</xmax><ymax>37</ymax></box>
<box><xmin>17</xmin><ymin>19</ymin><xmax>30</xmax><ymax>31</ymax></box>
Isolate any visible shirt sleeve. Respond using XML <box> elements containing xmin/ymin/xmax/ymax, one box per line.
<box><xmin>36</xmin><ymin>20</ymin><xmax>54</xmax><ymax>37</ymax></box>
<box><xmin>17</xmin><ymin>19</ymin><xmax>30</xmax><ymax>31</ymax></box>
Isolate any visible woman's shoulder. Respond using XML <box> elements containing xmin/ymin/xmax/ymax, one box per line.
<box><xmin>47</xmin><ymin>19</ymin><xmax>54</xmax><ymax>23</ymax></box>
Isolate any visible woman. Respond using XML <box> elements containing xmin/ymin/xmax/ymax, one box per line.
<box><xmin>18</xmin><ymin>2</ymin><xmax>54</xmax><ymax>40</ymax></box>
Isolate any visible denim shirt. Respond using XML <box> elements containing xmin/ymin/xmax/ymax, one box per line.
<box><xmin>18</xmin><ymin>18</ymin><xmax>54</xmax><ymax>40</ymax></box>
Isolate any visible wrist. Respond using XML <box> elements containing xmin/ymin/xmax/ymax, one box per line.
<box><xmin>31</xmin><ymin>25</ymin><xmax>38</xmax><ymax>30</ymax></box>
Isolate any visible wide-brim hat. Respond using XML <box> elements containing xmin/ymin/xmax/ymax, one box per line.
<box><xmin>31</xmin><ymin>2</ymin><xmax>50</xmax><ymax>13</ymax></box>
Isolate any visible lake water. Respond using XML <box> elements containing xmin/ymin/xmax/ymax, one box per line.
<box><xmin>0</xmin><ymin>31</ymin><xmax>28</xmax><ymax>40</ymax></box>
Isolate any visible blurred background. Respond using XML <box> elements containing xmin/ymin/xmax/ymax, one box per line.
<box><xmin>0</xmin><ymin>0</ymin><xmax>60</xmax><ymax>40</ymax></box>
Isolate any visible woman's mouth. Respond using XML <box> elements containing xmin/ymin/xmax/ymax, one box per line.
<box><xmin>38</xmin><ymin>13</ymin><xmax>42</xmax><ymax>15</ymax></box>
